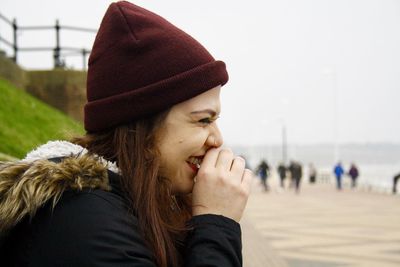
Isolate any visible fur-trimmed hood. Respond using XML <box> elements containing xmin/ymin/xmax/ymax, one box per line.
<box><xmin>0</xmin><ymin>141</ymin><xmax>118</xmax><ymax>233</ymax></box>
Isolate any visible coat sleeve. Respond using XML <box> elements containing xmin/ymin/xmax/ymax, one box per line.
<box><xmin>28</xmin><ymin>191</ymin><xmax>157</xmax><ymax>267</ymax></box>
<box><xmin>184</xmin><ymin>214</ymin><xmax>242</xmax><ymax>267</ymax></box>
<box><xmin>29</xmin><ymin>192</ymin><xmax>242</xmax><ymax>267</ymax></box>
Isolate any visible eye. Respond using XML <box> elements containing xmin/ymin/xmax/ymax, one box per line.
<box><xmin>198</xmin><ymin>118</ymin><xmax>212</xmax><ymax>125</ymax></box>
<box><xmin>198</xmin><ymin>116</ymin><xmax>219</xmax><ymax>126</ymax></box>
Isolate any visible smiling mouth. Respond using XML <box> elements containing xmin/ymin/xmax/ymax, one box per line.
<box><xmin>187</xmin><ymin>156</ymin><xmax>203</xmax><ymax>172</ymax></box>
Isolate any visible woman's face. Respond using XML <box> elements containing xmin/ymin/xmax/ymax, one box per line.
<box><xmin>157</xmin><ymin>86</ymin><xmax>223</xmax><ymax>194</ymax></box>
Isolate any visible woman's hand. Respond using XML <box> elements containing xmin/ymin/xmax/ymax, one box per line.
<box><xmin>191</xmin><ymin>148</ymin><xmax>253</xmax><ymax>222</ymax></box>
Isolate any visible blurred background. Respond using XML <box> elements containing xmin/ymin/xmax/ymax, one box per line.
<box><xmin>3</xmin><ymin>0</ymin><xmax>398</xmax><ymax>187</ymax></box>
<box><xmin>1</xmin><ymin>1</ymin><xmax>400</xmax><ymax>266</ymax></box>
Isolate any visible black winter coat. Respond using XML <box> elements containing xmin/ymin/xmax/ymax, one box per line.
<box><xmin>0</xmin><ymin>151</ymin><xmax>242</xmax><ymax>267</ymax></box>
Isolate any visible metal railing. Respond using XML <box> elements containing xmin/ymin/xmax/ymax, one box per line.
<box><xmin>0</xmin><ymin>12</ymin><xmax>96</xmax><ymax>70</ymax></box>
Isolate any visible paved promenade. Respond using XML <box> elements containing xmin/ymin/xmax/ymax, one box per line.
<box><xmin>241</xmin><ymin>178</ymin><xmax>400</xmax><ymax>267</ymax></box>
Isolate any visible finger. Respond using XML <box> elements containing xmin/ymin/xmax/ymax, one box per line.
<box><xmin>241</xmin><ymin>169</ymin><xmax>253</xmax><ymax>194</ymax></box>
<box><xmin>230</xmin><ymin>157</ymin><xmax>246</xmax><ymax>185</ymax></box>
<box><xmin>215</xmin><ymin>149</ymin><xmax>234</xmax><ymax>171</ymax></box>
<box><xmin>230</xmin><ymin>156</ymin><xmax>245</xmax><ymax>173</ymax></box>
<box><xmin>200</xmin><ymin>148</ymin><xmax>220</xmax><ymax>169</ymax></box>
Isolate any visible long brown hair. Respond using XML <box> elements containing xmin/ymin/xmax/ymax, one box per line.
<box><xmin>73</xmin><ymin>111</ymin><xmax>192</xmax><ymax>267</ymax></box>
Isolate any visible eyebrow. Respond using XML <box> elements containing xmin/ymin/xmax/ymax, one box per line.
<box><xmin>190</xmin><ymin>109</ymin><xmax>218</xmax><ymax>117</ymax></box>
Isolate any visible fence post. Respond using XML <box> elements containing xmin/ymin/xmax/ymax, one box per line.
<box><xmin>81</xmin><ymin>48</ymin><xmax>88</xmax><ymax>70</ymax></box>
<box><xmin>53</xmin><ymin>19</ymin><xmax>62</xmax><ymax>68</ymax></box>
<box><xmin>12</xmin><ymin>18</ymin><xmax>18</xmax><ymax>63</ymax></box>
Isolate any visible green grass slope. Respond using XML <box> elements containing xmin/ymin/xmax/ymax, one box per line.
<box><xmin>0</xmin><ymin>78</ymin><xmax>84</xmax><ymax>159</ymax></box>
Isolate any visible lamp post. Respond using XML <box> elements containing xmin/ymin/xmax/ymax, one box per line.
<box><xmin>322</xmin><ymin>67</ymin><xmax>339</xmax><ymax>163</ymax></box>
<box><xmin>282</xmin><ymin>121</ymin><xmax>287</xmax><ymax>165</ymax></box>
<box><xmin>280</xmin><ymin>97</ymin><xmax>289</xmax><ymax>165</ymax></box>
<box><xmin>333</xmin><ymin>70</ymin><xmax>339</xmax><ymax>163</ymax></box>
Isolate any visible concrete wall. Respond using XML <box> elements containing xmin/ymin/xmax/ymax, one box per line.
<box><xmin>26</xmin><ymin>70</ymin><xmax>86</xmax><ymax>122</ymax></box>
<box><xmin>0</xmin><ymin>51</ymin><xmax>26</xmax><ymax>89</ymax></box>
<box><xmin>0</xmin><ymin>52</ymin><xmax>87</xmax><ymax>122</ymax></box>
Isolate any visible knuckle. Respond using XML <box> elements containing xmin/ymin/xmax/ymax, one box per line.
<box><xmin>234</xmin><ymin>157</ymin><xmax>245</xmax><ymax>168</ymax></box>
<box><xmin>219</xmin><ymin>177</ymin><xmax>230</xmax><ymax>187</ymax></box>
<box><xmin>220</xmin><ymin>148</ymin><xmax>233</xmax><ymax>156</ymax></box>
<box><xmin>198</xmin><ymin>168</ymin><xmax>229</xmax><ymax>182</ymax></box>
<box><xmin>244</xmin><ymin>168</ymin><xmax>253</xmax><ymax>177</ymax></box>
<box><xmin>197</xmin><ymin>168</ymin><xmax>211</xmax><ymax>179</ymax></box>
<box><xmin>235</xmin><ymin>156</ymin><xmax>245</xmax><ymax>162</ymax></box>
<box><xmin>216</xmin><ymin>168</ymin><xmax>227</xmax><ymax>179</ymax></box>
<box><xmin>238</xmin><ymin>186</ymin><xmax>250</xmax><ymax>198</ymax></box>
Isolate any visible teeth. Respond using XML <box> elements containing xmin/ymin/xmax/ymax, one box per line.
<box><xmin>188</xmin><ymin>157</ymin><xmax>202</xmax><ymax>168</ymax></box>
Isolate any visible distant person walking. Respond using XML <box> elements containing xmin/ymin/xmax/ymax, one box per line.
<box><xmin>256</xmin><ymin>159</ymin><xmax>270</xmax><ymax>191</ymax></box>
<box><xmin>348</xmin><ymin>163</ymin><xmax>359</xmax><ymax>189</ymax></box>
<box><xmin>333</xmin><ymin>162</ymin><xmax>345</xmax><ymax>190</ymax></box>
<box><xmin>277</xmin><ymin>162</ymin><xmax>287</xmax><ymax>188</ymax></box>
<box><xmin>393</xmin><ymin>173</ymin><xmax>400</xmax><ymax>194</ymax></box>
<box><xmin>289</xmin><ymin>161</ymin><xmax>303</xmax><ymax>193</ymax></box>
<box><xmin>309</xmin><ymin>163</ymin><xmax>317</xmax><ymax>184</ymax></box>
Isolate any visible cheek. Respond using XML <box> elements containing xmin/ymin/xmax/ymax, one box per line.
<box><xmin>180</xmin><ymin>130</ymin><xmax>209</xmax><ymax>147</ymax></box>
<box><xmin>159</xmin><ymin>128</ymin><xmax>209</xmax><ymax>165</ymax></box>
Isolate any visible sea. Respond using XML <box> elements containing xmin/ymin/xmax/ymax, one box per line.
<box><xmin>230</xmin><ymin>143</ymin><xmax>400</xmax><ymax>193</ymax></box>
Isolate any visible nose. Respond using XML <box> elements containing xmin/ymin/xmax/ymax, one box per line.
<box><xmin>206</xmin><ymin>123</ymin><xmax>223</xmax><ymax>148</ymax></box>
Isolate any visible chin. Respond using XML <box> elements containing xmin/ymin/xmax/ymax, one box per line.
<box><xmin>172</xmin><ymin>180</ymin><xmax>195</xmax><ymax>195</ymax></box>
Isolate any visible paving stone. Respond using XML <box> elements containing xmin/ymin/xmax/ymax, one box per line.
<box><xmin>241</xmin><ymin>178</ymin><xmax>400</xmax><ymax>267</ymax></box>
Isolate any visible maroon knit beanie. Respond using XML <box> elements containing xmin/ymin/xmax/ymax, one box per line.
<box><xmin>84</xmin><ymin>1</ymin><xmax>229</xmax><ymax>132</ymax></box>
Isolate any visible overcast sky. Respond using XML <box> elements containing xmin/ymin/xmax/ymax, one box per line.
<box><xmin>1</xmin><ymin>0</ymin><xmax>400</xmax><ymax>146</ymax></box>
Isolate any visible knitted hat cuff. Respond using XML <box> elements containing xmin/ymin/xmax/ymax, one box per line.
<box><xmin>84</xmin><ymin>60</ymin><xmax>228</xmax><ymax>132</ymax></box>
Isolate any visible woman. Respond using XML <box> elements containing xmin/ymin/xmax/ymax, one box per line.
<box><xmin>0</xmin><ymin>1</ymin><xmax>252</xmax><ymax>267</ymax></box>
<box><xmin>348</xmin><ymin>163</ymin><xmax>359</xmax><ymax>188</ymax></box>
